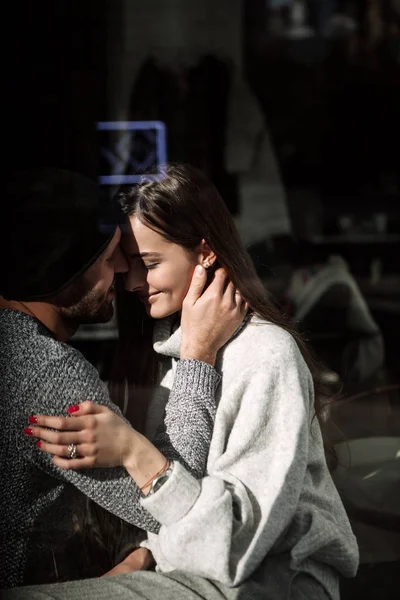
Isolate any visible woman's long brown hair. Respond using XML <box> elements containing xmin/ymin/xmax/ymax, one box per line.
<box><xmin>109</xmin><ymin>163</ymin><xmax>337</xmax><ymax>464</ymax></box>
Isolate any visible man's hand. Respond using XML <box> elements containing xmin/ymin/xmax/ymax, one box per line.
<box><xmin>180</xmin><ymin>266</ymin><xmax>248</xmax><ymax>365</ymax></box>
<box><xmin>102</xmin><ymin>548</ymin><xmax>155</xmax><ymax>577</ymax></box>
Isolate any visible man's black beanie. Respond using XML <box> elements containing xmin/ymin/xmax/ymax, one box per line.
<box><xmin>0</xmin><ymin>168</ymin><xmax>118</xmax><ymax>301</ymax></box>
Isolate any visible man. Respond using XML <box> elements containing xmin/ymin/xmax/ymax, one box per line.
<box><xmin>0</xmin><ymin>169</ymin><xmax>239</xmax><ymax>589</ymax></box>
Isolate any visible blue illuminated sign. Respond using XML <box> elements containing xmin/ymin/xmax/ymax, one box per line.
<box><xmin>97</xmin><ymin>120</ymin><xmax>167</xmax><ymax>185</ymax></box>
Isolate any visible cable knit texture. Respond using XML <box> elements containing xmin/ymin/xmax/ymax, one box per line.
<box><xmin>140</xmin><ymin>315</ymin><xmax>359</xmax><ymax>597</ymax></box>
<box><xmin>0</xmin><ymin>309</ymin><xmax>221</xmax><ymax>588</ymax></box>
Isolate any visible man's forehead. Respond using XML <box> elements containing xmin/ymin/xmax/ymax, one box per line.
<box><xmin>103</xmin><ymin>227</ymin><xmax>121</xmax><ymax>255</ymax></box>
<box><xmin>120</xmin><ymin>230</ymin><xmax>138</xmax><ymax>252</ymax></box>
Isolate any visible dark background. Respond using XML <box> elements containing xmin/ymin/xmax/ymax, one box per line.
<box><xmin>2</xmin><ymin>2</ymin><xmax>400</xmax><ymax>597</ymax></box>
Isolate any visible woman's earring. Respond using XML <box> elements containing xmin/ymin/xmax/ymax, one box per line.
<box><xmin>203</xmin><ymin>262</ymin><xmax>210</xmax><ymax>269</ymax></box>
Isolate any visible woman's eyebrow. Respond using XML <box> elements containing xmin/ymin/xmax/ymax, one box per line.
<box><xmin>128</xmin><ymin>251</ymin><xmax>163</xmax><ymax>259</ymax></box>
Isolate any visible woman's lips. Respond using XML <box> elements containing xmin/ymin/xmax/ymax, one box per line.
<box><xmin>139</xmin><ymin>292</ymin><xmax>161</xmax><ymax>304</ymax></box>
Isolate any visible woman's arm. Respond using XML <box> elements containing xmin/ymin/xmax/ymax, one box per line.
<box><xmin>137</xmin><ymin>334</ymin><xmax>358</xmax><ymax>586</ymax></box>
<box><xmin>138</xmin><ymin>337</ymin><xmax>336</xmax><ymax>585</ymax></box>
<box><xmin>150</xmin><ymin>359</ymin><xmax>220</xmax><ymax>478</ymax></box>
<box><xmin>152</xmin><ymin>267</ymin><xmax>248</xmax><ymax>477</ymax></box>
<box><xmin>23</xmin><ymin>268</ymin><xmax>247</xmax><ymax>513</ymax></box>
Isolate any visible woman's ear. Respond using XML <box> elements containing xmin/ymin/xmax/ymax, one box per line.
<box><xmin>197</xmin><ymin>239</ymin><xmax>217</xmax><ymax>269</ymax></box>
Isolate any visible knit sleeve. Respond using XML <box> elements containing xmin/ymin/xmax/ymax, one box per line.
<box><xmin>141</xmin><ymin>335</ymin><xmax>359</xmax><ymax>586</ymax></box>
<box><xmin>17</xmin><ymin>354</ymin><xmax>161</xmax><ymax>533</ymax></box>
<box><xmin>17</xmin><ymin>354</ymin><xmax>220</xmax><ymax>534</ymax></box>
<box><xmin>152</xmin><ymin>359</ymin><xmax>221</xmax><ymax>478</ymax></box>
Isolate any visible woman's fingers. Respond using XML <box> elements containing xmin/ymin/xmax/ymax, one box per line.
<box><xmin>24</xmin><ymin>425</ymin><xmax>91</xmax><ymax>445</ymax></box>
<box><xmin>27</xmin><ymin>401</ymin><xmax>107</xmax><ymax>431</ymax></box>
<box><xmin>183</xmin><ymin>265</ymin><xmax>207</xmax><ymax>306</ymax></box>
<box><xmin>223</xmin><ymin>281</ymin><xmax>235</xmax><ymax>306</ymax></box>
<box><xmin>68</xmin><ymin>400</ymin><xmax>107</xmax><ymax>417</ymax></box>
<box><xmin>204</xmin><ymin>268</ymin><xmax>227</xmax><ymax>298</ymax></box>
<box><xmin>237</xmin><ymin>294</ymin><xmax>248</xmax><ymax>314</ymax></box>
<box><xmin>28</xmin><ymin>415</ymin><xmax>86</xmax><ymax>431</ymax></box>
<box><xmin>223</xmin><ymin>281</ymin><xmax>246</xmax><ymax>311</ymax></box>
<box><xmin>36</xmin><ymin>440</ymin><xmax>98</xmax><ymax>470</ymax></box>
<box><xmin>36</xmin><ymin>440</ymin><xmax>96</xmax><ymax>458</ymax></box>
<box><xmin>26</xmin><ymin>414</ymin><xmax>90</xmax><ymax>431</ymax></box>
<box><xmin>24</xmin><ymin>403</ymin><xmax>134</xmax><ymax>470</ymax></box>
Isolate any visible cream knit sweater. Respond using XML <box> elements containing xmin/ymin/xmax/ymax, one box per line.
<box><xmin>141</xmin><ymin>316</ymin><xmax>359</xmax><ymax>596</ymax></box>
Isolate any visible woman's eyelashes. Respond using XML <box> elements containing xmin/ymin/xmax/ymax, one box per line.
<box><xmin>144</xmin><ymin>262</ymin><xmax>160</xmax><ymax>270</ymax></box>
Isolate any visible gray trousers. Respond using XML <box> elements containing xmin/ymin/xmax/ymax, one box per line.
<box><xmin>2</xmin><ymin>558</ymin><xmax>336</xmax><ymax>600</ymax></box>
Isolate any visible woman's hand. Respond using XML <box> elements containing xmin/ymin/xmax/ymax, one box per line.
<box><xmin>25</xmin><ymin>401</ymin><xmax>137</xmax><ymax>470</ymax></box>
<box><xmin>102</xmin><ymin>547</ymin><xmax>155</xmax><ymax>577</ymax></box>
<box><xmin>180</xmin><ymin>266</ymin><xmax>248</xmax><ymax>365</ymax></box>
<box><xmin>25</xmin><ymin>401</ymin><xmax>168</xmax><ymax>491</ymax></box>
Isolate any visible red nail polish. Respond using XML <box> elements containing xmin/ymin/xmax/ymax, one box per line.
<box><xmin>36</xmin><ymin>440</ymin><xmax>42</xmax><ymax>448</ymax></box>
<box><xmin>24</xmin><ymin>427</ymin><xmax>33</xmax><ymax>436</ymax></box>
<box><xmin>28</xmin><ymin>416</ymin><xmax>38</xmax><ymax>424</ymax></box>
<box><xmin>67</xmin><ymin>405</ymin><xmax>80</xmax><ymax>414</ymax></box>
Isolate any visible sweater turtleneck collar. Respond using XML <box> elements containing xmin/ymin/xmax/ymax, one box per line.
<box><xmin>153</xmin><ymin>313</ymin><xmax>252</xmax><ymax>359</ymax></box>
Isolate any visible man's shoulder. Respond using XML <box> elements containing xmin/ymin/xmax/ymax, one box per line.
<box><xmin>23</xmin><ymin>340</ymin><xmax>114</xmax><ymax>415</ymax></box>
<box><xmin>10</xmin><ymin>324</ymin><xmax>104</xmax><ymax>394</ymax></box>
<box><xmin>1</xmin><ymin>312</ymin><xmax>119</xmax><ymax>416</ymax></box>
<box><xmin>34</xmin><ymin>339</ymin><xmax>102</xmax><ymax>387</ymax></box>
<box><xmin>1</xmin><ymin>310</ymin><xmax>94</xmax><ymax>373</ymax></box>
<box><xmin>19</xmin><ymin>329</ymin><xmax>97</xmax><ymax>380</ymax></box>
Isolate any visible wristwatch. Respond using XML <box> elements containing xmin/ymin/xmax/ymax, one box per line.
<box><xmin>147</xmin><ymin>461</ymin><xmax>174</xmax><ymax>496</ymax></box>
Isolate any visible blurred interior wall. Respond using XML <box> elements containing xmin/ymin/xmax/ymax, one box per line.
<box><xmin>104</xmin><ymin>0</ymin><xmax>291</xmax><ymax>245</ymax></box>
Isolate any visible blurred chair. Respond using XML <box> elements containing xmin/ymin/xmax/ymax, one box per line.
<box><xmin>287</xmin><ymin>256</ymin><xmax>385</xmax><ymax>391</ymax></box>
<box><xmin>326</xmin><ymin>384</ymin><xmax>400</xmax><ymax>599</ymax></box>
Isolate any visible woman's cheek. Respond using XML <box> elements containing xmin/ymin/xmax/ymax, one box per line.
<box><xmin>149</xmin><ymin>267</ymin><xmax>167</xmax><ymax>288</ymax></box>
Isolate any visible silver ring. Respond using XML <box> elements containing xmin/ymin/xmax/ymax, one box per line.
<box><xmin>67</xmin><ymin>443</ymin><xmax>78</xmax><ymax>459</ymax></box>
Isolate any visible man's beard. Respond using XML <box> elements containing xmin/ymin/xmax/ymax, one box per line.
<box><xmin>60</xmin><ymin>283</ymin><xmax>115</xmax><ymax>328</ymax></box>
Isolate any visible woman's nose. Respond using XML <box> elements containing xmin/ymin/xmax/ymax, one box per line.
<box><xmin>124</xmin><ymin>264</ymin><xmax>146</xmax><ymax>293</ymax></box>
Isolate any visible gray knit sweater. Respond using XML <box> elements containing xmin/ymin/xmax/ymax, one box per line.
<box><xmin>140</xmin><ymin>316</ymin><xmax>359</xmax><ymax>597</ymax></box>
<box><xmin>0</xmin><ymin>309</ymin><xmax>220</xmax><ymax>589</ymax></box>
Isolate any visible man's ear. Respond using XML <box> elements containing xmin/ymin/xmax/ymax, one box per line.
<box><xmin>196</xmin><ymin>239</ymin><xmax>217</xmax><ymax>269</ymax></box>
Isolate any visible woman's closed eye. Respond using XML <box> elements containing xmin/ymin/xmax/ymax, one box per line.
<box><xmin>145</xmin><ymin>262</ymin><xmax>160</xmax><ymax>270</ymax></box>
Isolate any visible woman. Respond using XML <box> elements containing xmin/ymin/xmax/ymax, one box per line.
<box><xmin>24</xmin><ymin>164</ymin><xmax>359</xmax><ymax>599</ymax></box>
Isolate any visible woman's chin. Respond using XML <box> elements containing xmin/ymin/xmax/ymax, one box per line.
<box><xmin>145</xmin><ymin>304</ymin><xmax>165</xmax><ymax>319</ymax></box>
<box><xmin>147</xmin><ymin>304</ymin><xmax>180</xmax><ymax>320</ymax></box>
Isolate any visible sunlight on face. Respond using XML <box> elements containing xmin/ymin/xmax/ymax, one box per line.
<box><xmin>122</xmin><ymin>217</ymin><xmax>198</xmax><ymax>319</ymax></box>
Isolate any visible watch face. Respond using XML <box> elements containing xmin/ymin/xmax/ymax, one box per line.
<box><xmin>152</xmin><ymin>474</ymin><xmax>169</xmax><ymax>493</ymax></box>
